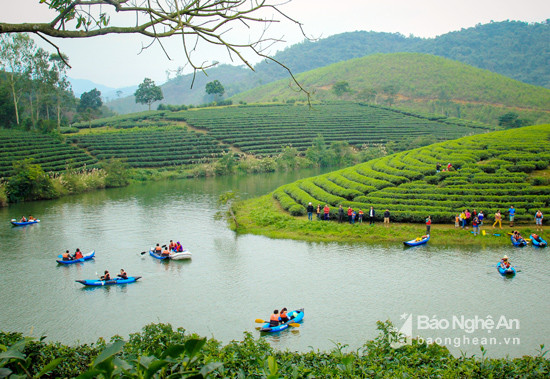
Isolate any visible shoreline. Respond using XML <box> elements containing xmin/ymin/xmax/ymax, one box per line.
<box><xmin>233</xmin><ymin>194</ymin><xmax>545</xmax><ymax>246</ymax></box>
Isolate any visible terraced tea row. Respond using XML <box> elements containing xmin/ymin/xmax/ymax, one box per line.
<box><xmin>0</xmin><ymin>130</ymin><xmax>97</xmax><ymax>178</ymax></box>
<box><xmin>273</xmin><ymin>124</ymin><xmax>550</xmax><ymax>222</ymax></box>
<box><xmin>167</xmin><ymin>103</ymin><xmax>491</xmax><ymax>156</ymax></box>
<box><xmin>68</xmin><ymin>128</ymin><xmax>229</xmax><ymax>167</ymax></box>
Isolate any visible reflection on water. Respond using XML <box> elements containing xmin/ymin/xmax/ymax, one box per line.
<box><xmin>0</xmin><ymin>169</ymin><xmax>549</xmax><ymax>357</ymax></box>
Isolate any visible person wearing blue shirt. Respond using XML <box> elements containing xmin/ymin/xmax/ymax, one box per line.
<box><xmin>508</xmin><ymin>205</ymin><xmax>515</xmax><ymax>227</ymax></box>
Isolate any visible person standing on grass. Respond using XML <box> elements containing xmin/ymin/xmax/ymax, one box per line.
<box><xmin>535</xmin><ymin>209</ymin><xmax>544</xmax><ymax>232</ymax></box>
<box><xmin>338</xmin><ymin>205</ymin><xmax>344</xmax><ymax>223</ymax></box>
<box><xmin>472</xmin><ymin>216</ymin><xmax>480</xmax><ymax>236</ymax></box>
<box><xmin>323</xmin><ymin>204</ymin><xmax>330</xmax><ymax>221</ymax></box>
<box><xmin>307</xmin><ymin>202</ymin><xmax>314</xmax><ymax>221</ymax></box>
<box><xmin>493</xmin><ymin>210</ymin><xmax>502</xmax><ymax>229</ymax></box>
<box><xmin>478</xmin><ymin>211</ymin><xmax>484</xmax><ymax>226</ymax></box>
<box><xmin>358</xmin><ymin>209</ymin><xmax>364</xmax><ymax>223</ymax></box>
<box><xmin>316</xmin><ymin>204</ymin><xmax>321</xmax><ymax>220</ymax></box>
<box><xmin>384</xmin><ymin>209</ymin><xmax>390</xmax><ymax>227</ymax></box>
<box><xmin>426</xmin><ymin>216</ymin><xmax>431</xmax><ymax>235</ymax></box>
<box><xmin>369</xmin><ymin>206</ymin><xmax>375</xmax><ymax>225</ymax></box>
<box><xmin>508</xmin><ymin>205</ymin><xmax>515</xmax><ymax>227</ymax></box>
<box><xmin>347</xmin><ymin>206</ymin><xmax>353</xmax><ymax>223</ymax></box>
<box><xmin>460</xmin><ymin>210</ymin><xmax>466</xmax><ymax>229</ymax></box>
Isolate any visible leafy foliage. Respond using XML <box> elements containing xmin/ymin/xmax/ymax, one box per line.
<box><xmin>135</xmin><ymin>78</ymin><xmax>164</xmax><ymax>111</ymax></box>
<box><xmin>6</xmin><ymin>159</ymin><xmax>56</xmax><ymax>202</ymax></box>
<box><xmin>1</xmin><ymin>321</ymin><xmax>549</xmax><ymax>378</ymax></box>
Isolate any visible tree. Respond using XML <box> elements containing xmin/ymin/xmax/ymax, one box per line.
<box><xmin>134</xmin><ymin>78</ymin><xmax>164</xmax><ymax>111</ymax></box>
<box><xmin>0</xmin><ymin>1</ymin><xmax>310</xmax><ymax>98</ymax></box>
<box><xmin>498</xmin><ymin>112</ymin><xmax>528</xmax><ymax>128</ymax></box>
<box><xmin>7</xmin><ymin>159</ymin><xmax>56</xmax><ymax>202</ymax></box>
<box><xmin>77</xmin><ymin>88</ymin><xmax>102</xmax><ymax>127</ymax></box>
<box><xmin>332</xmin><ymin>81</ymin><xmax>351</xmax><ymax>97</ymax></box>
<box><xmin>49</xmin><ymin>53</ymin><xmax>73</xmax><ymax>131</ymax></box>
<box><xmin>205</xmin><ymin>80</ymin><xmax>225</xmax><ymax>101</ymax></box>
<box><xmin>0</xmin><ymin>34</ymin><xmax>34</xmax><ymax>125</ymax></box>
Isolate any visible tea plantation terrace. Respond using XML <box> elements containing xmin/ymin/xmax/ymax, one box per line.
<box><xmin>273</xmin><ymin>124</ymin><xmax>550</xmax><ymax>223</ymax></box>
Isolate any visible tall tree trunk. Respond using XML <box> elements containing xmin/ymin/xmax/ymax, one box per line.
<box><xmin>9</xmin><ymin>80</ymin><xmax>20</xmax><ymax>125</ymax></box>
<box><xmin>56</xmin><ymin>101</ymin><xmax>61</xmax><ymax>132</ymax></box>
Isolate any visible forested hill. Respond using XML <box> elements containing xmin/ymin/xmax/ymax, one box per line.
<box><xmin>108</xmin><ymin>20</ymin><xmax>550</xmax><ymax>114</ymax></box>
<box><xmin>232</xmin><ymin>53</ymin><xmax>550</xmax><ymax>126</ymax></box>
<box><xmin>255</xmin><ymin>20</ymin><xmax>550</xmax><ymax>89</ymax></box>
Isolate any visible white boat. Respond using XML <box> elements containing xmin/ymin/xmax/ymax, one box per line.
<box><xmin>169</xmin><ymin>249</ymin><xmax>192</xmax><ymax>260</ymax></box>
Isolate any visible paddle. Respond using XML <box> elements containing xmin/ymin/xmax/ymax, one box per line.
<box><xmin>254</xmin><ymin>319</ymin><xmax>300</xmax><ymax>327</ymax></box>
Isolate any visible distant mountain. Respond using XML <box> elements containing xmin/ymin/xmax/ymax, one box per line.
<box><xmin>232</xmin><ymin>53</ymin><xmax>550</xmax><ymax>126</ymax></box>
<box><xmin>106</xmin><ymin>20</ymin><xmax>550</xmax><ymax>114</ymax></box>
<box><xmin>69</xmin><ymin>78</ymin><xmax>137</xmax><ymax>101</ymax></box>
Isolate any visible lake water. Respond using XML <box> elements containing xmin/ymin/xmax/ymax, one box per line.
<box><xmin>0</xmin><ymin>169</ymin><xmax>549</xmax><ymax>357</ymax></box>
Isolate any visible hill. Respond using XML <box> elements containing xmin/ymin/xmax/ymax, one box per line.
<box><xmin>70</xmin><ymin>102</ymin><xmax>492</xmax><ymax>162</ymax></box>
<box><xmin>232</xmin><ymin>53</ymin><xmax>550</xmax><ymax>126</ymax></box>
<box><xmin>248</xmin><ymin>124</ymin><xmax>550</xmax><ymax>229</ymax></box>
<box><xmin>0</xmin><ymin>101</ymin><xmax>492</xmax><ymax>176</ymax></box>
<box><xmin>107</xmin><ymin>20</ymin><xmax>550</xmax><ymax>114</ymax></box>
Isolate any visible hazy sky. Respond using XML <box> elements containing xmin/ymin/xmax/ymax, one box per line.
<box><xmin>2</xmin><ymin>0</ymin><xmax>549</xmax><ymax>88</ymax></box>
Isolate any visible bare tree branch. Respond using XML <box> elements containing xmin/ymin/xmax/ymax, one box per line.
<box><xmin>0</xmin><ymin>1</ymin><xmax>311</xmax><ymax>97</ymax></box>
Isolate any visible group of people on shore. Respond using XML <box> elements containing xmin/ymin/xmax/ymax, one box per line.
<box><xmin>153</xmin><ymin>240</ymin><xmax>185</xmax><ymax>256</ymax></box>
<box><xmin>306</xmin><ymin>203</ymin><xmax>391</xmax><ymax>226</ymax></box>
<box><xmin>456</xmin><ymin>206</ymin><xmax>544</xmax><ymax>234</ymax></box>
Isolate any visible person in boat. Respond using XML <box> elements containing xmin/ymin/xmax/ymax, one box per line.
<box><xmin>117</xmin><ymin>269</ymin><xmax>128</xmax><ymax>279</ymax></box>
<box><xmin>512</xmin><ymin>230</ymin><xmax>525</xmax><ymax>243</ymax></box>
<box><xmin>280</xmin><ymin>308</ymin><xmax>289</xmax><ymax>323</ymax></box>
<box><xmin>161</xmin><ymin>247</ymin><xmax>171</xmax><ymax>256</ymax></box>
<box><xmin>269</xmin><ymin>309</ymin><xmax>280</xmax><ymax>327</ymax></box>
<box><xmin>154</xmin><ymin>243</ymin><xmax>162</xmax><ymax>254</ymax></box>
<box><xmin>169</xmin><ymin>240</ymin><xmax>176</xmax><ymax>251</ymax></box>
<box><xmin>100</xmin><ymin>270</ymin><xmax>111</xmax><ymax>280</ymax></box>
<box><xmin>20</xmin><ymin>216</ymin><xmax>27</xmax><ymax>222</ymax></box>
<box><xmin>176</xmin><ymin>241</ymin><xmax>183</xmax><ymax>252</ymax></box>
<box><xmin>28</xmin><ymin>216</ymin><xmax>35</xmax><ymax>221</ymax></box>
<box><xmin>62</xmin><ymin>250</ymin><xmax>71</xmax><ymax>261</ymax></box>
<box><xmin>500</xmin><ymin>255</ymin><xmax>511</xmax><ymax>269</ymax></box>
<box><xmin>74</xmin><ymin>248</ymin><xmax>83</xmax><ymax>259</ymax></box>
<box><xmin>532</xmin><ymin>234</ymin><xmax>542</xmax><ymax>243</ymax></box>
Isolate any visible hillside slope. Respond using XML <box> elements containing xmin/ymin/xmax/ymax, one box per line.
<box><xmin>232</xmin><ymin>53</ymin><xmax>550</xmax><ymax>126</ymax></box>
<box><xmin>107</xmin><ymin>20</ymin><xmax>550</xmax><ymax>114</ymax></box>
<box><xmin>266</xmin><ymin>124</ymin><xmax>550</xmax><ymax>224</ymax></box>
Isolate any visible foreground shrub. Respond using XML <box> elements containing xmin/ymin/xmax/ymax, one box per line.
<box><xmin>1</xmin><ymin>321</ymin><xmax>549</xmax><ymax>378</ymax></box>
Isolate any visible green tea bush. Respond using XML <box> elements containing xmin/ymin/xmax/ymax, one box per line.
<box><xmin>271</xmin><ymin>125</ymin><xmax>550</xmax><ymax>224</ymax></box>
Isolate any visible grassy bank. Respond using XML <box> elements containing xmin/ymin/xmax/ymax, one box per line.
<box><xmin>233</xmin><ymin>194</ymin><xmax>544</xmax><ymax>246</ymax></box>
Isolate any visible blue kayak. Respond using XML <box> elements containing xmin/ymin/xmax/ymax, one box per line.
<box><xmin>510</xmin><ymin>235</ymin><xmax>527</xmax><ymax>247</ymax></box>
<box><xmin>11</xmin><ymin>219</ymin><xmax>40</xmax><ymax>226</ymax></box>
<box><xmin>149</xmin><ymin>250</ymin><xmax>170</xmax><ymax>260</ymax></box>
<box><xmin>530</xmin><ymin>234</ymin><xmax>547</xmax><ymax>247</ymax></box>
<box><xmin>57</xmin><ymin>250</ymin><xmax>95</xmax><ymax>265</ymax></box>
<box><xmin>76</xmin><ymin>276</ymin><xmax>141</xmax><ymax>286</ymax></box>
<box><xmin>497</xmin><ymin>263</ymin><xmax>516</xmax><ymax>276</ymax></box>
<box><xmin>404</xmin><ymin>235</ymin><xmax>430</xmax><ymax>247</ymax></box>
<box><xmin>260</xmin><ymin>308</ymin><xmax>304</xmax><ymax>333</ymax></box>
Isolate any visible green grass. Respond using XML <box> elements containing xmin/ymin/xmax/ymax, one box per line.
<box><xmin>233</xmin><ymin>194</ymin><xmax>540</xmax><ymax>246</ymax></box>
